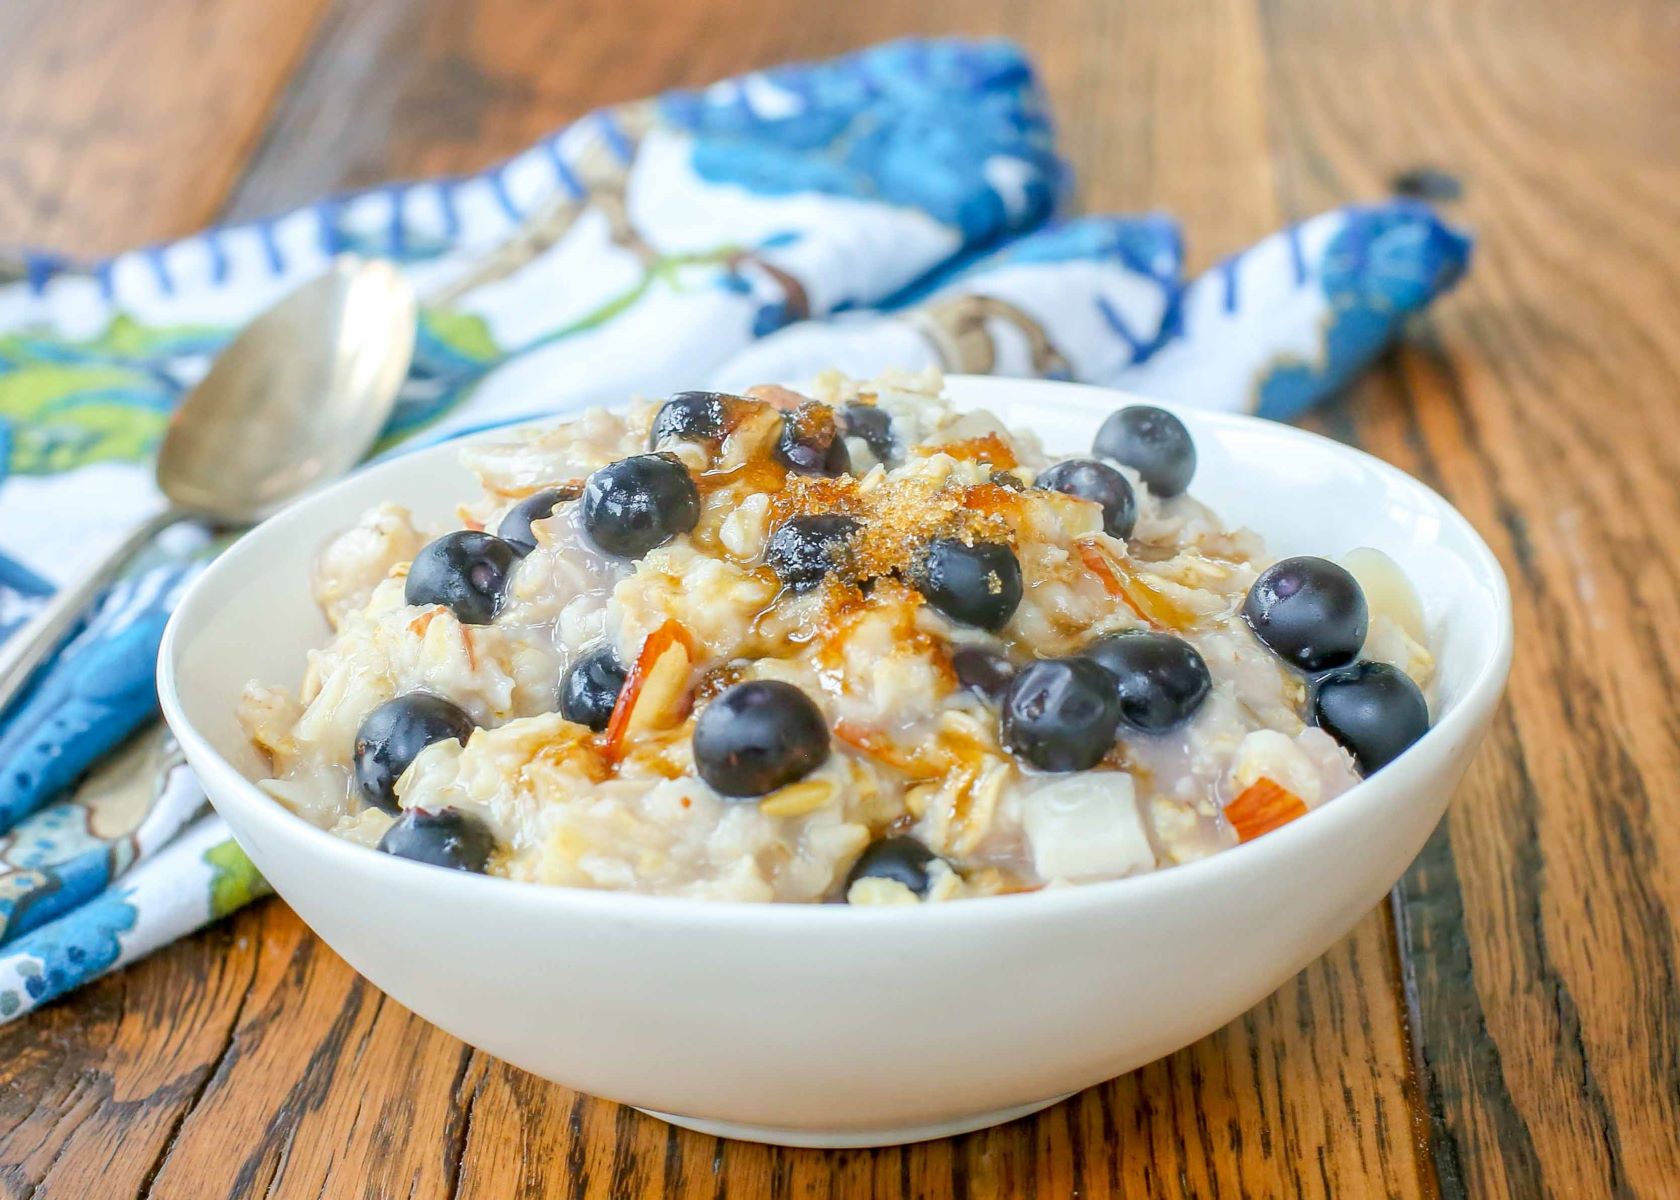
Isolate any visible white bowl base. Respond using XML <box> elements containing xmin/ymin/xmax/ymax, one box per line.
<box><xmin>636</xmin><ymin>1091</ymin><xmax>1076</xmax><ymax>1148</ymax></box>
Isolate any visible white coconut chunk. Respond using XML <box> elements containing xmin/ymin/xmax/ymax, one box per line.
<box><xmin>1021</xmin><ymin>774</ymin><xmax>1154</xmax><ymax>882</ymax></box>
<box><xmin>1339</xmin><ymin>547</ymin><xmax>1427</xmax><ymax>644</ymax></box>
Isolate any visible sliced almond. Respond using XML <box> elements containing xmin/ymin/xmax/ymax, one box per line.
<box><xmin>1225</xmin><ymin>776</ymin><xmax>1308</xmax><ymax>843</ymax></box>
<box><xmin>602</xmin><ymin>620</ymin><xmax>695</xmax><ymax>764</ymax></box>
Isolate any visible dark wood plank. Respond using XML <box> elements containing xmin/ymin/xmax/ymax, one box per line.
<box><xmin>0</xmin><ymin>906</ymin><xmax>263</xmax><ymax>1200</ymax></box>
<box><xmin>138</xmin><ymin>912</ymin><xmax>476</xmax><ymax>1199</ymax></box>
<box><xmin>1262</xmin><ymin>2</ymin><xmax>1680</xmax><ymax>1194</ymax></box>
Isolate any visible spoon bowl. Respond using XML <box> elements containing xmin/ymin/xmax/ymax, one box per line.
<box><xmin>158</xmin><ymin>256</ymin><xmax>417</xmax><ymax>522</ymax></box>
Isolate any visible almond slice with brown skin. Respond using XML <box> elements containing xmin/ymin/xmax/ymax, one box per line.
<box><xmin>602</xmin><ymin>620</ymin><xmax>694</xmax><ymax>766</ymax></box>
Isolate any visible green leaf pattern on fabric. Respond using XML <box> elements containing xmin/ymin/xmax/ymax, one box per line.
<box><xmin>205</xmin><ymin>838</ymin><xmax>269</xmax><ymax>919</ymax></box>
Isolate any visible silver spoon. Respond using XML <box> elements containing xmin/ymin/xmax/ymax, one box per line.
<box><xmin>0</xmin><ymin>256</ymin><xmax>416</xmax><ymax>711</ymax></box>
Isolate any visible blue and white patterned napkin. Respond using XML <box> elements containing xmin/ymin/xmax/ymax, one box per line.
<box><xmin>0</xmin><ymin>37</ymin><xmax>1470</xmax><ymax>1020</ymax></box>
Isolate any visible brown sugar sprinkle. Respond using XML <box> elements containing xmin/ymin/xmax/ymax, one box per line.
<box><xmin>769</xmin><ymin>472</ymin><xmax>860</xmax><ymax>521</ymax></box>
<box><xmin>766</xmin><ymin>469</ymin><xmax>1023</xmax><ymax>590</ymax></box>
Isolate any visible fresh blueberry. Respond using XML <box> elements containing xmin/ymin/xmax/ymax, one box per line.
<box><xmin>582</xmin><ymin>453</ymin><xmax>701</xmax><ymax>558</ymax></box>
<box><xmin>1311</xmin><ymin>661</ymin><xmax>1430</xmax><ymax>774</ymax></box>
<box><xmin>649</xmin><ymin>390</ymin><xmax>730</xmax><ymax>448</ymax></box>
<box><xmin>1243</xmin><ymin>556</ymin><xmax>1368</xmax><ymax>672</ymax></box>
<box><xmin>1035</xmin><ymin>458</ymin><xmax>1138</xmax><ymax>539</ymax></box>
<box><xmin>377</xmin><ymin>807</ymin><xmax>494</xmax><ymax>872</ymax></box>
<box><xmin>559</xmin><ymin>644</ymin><xmax>628</xmax><ymax>732</ymax></box>
<box><xmin>1084</xmin><ymin>631</ymin><xmax>1211</xmax><ymax>732</ymax></box>
<box><xmin>405</xmin><ymin>531</ymin><xmax>520</xmax><ymax>625</ymax></box>
<box><xmin>693</xmin><ymin>680</ymin><xmax>830</xmax><ymax>797</ymax></box>
<box><xmin>496</xmin><ymin>485</ymin><xmax>578</xmax><ymax>556</ymax></box>
<box><xmin>913</xmin><ymin>539</ymin><xmax>1023</xmax><ymax>632</ymax></box>
<box><xmin>765</xmin><ymin>514</ymin><xmax>861</xmax><ymax>591</ymax></box>
<box><xmin>841</xmin><ymin>402</ymin><xmax>895</xmax><ymax>464</ymax></box>
<box><xmin>951</xmin><ymin>645</ymin><xmax>1016</xmax><ymax>703</ymax></box>
<box><xmin>845</xmin><ymin>836</ymin><xmax>940</xmax><ymax>899</ymax></box>
<box><xmin>1000</xmin><ymin>658</ymin><xmax>1125</xmax><ymax>772</ymax></box>
<box><xmin>1092</xmin><ymin>405</ymin><xmax>1197</xmax><ymax>497</ymax></box>
<box><xmin>353</xmin><ymin>694</ymin><xmax>476</xmax><ymax>814</ymax></box>
<box><xmin>775</xmin><ymin>403</ymin><xmax>852</xmax><ymax>477</ymax></box>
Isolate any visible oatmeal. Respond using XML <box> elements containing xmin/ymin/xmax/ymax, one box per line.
<box><xmin>240</xmin><ymin>371</ymin><xmax>1435</xmax><ymax>902</ymax></box>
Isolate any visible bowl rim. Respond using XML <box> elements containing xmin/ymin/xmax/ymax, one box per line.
<box><xmin>157</xmin><ymin>376</ymin><xmax>1513</xmax><ymax>929</ymax></box>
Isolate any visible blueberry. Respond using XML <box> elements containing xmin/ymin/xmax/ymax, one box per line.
<box><xmin>496</xmin><ymin>485</ymin><xmax>578</xmax><ymax>556</ymax></box>
<box><xmin>913</xmin><ymin>539</ymin><xmax>1023</xmax><ymax>632</ymax></box>
<box><xmin>765</xmin><ymin>514</ymin><xmax>861</xmax><ymax>591</ymax></box>
<box><xmin>693</xmin><ymin>680</ymin><xmax>830</xmax><ymax>797</ymax></box>
<box><xmin>1311</xmin><ymin>661</ymin><xmax>1430</xmax><ymax>774</ymax></box>
<box><xmin>353</xmin><ymin>694</ymin><xmax>476</xmax><ymax>814</ymax></box>
<box><xmin>559</xmin><ymin>645</ymin><xmax>628</xmax><ymax>732</ymax></box>
<box><xmin>582</xmin><ymin>453</ymin><xmax>701</xmax><ymax>558</ymax></box>
<box><xmin>377</xmin><ymin>807</ymin><xmax>494</xmax><ymax>872</ymax></box>
<box><xmin>1000</xmin><ymin>658</ymin><xmax>1125</xmax><ymax>772</ymax></box>
<box><xmin>405</xmin><ymin>531</ymin><xmax>520</xmax><ymax>625</ymax></box>
<box><xmin>776</xmin><ymin>403</ymin><xmax>851</xmax><ymax>476</ymax></box>
<box><xmin>951</xmin><ymin>645</ymin><xmax>1016</xmax><ymax>703</ymax></box>
<box><xmin>1243</xmin><ymin>556</ymin><xmax>1368</xmax><ymax>672</ymax></box>
<box><xmin>1084</xmin><ymin>631</ymin><xmax>1211</xmax><ymax>732</ymax></box>
<box><xmin>649</xmin><ymin>390</ymin><xmax>730</xmax><ymax>447</ymax></box>
<box><xmin>845</xmin><ymin>836</ymin><xmax>940</xmax><ymax>899</ymax></box>
<box><xmin>841</xmin><ymin>402</ymin><xmax>895</xmax><ymax>464</ymax></box>
<box><xmin>1092</xmin><ymin>405</ymin><xmax>1196</xmax><ymax>497</ymax></box>
<box><xmin>1035</xmin><ymin>459</ymin><xmax>1138</xmax><ymax>539</ymax></box>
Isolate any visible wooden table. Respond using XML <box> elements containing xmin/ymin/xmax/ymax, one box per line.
<box><xmin>3</xmin><ymin>0</ymin><xmax>1677</xmax><ymax>1195</ymax></box>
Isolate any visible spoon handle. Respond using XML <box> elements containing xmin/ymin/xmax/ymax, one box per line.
<box><xmin>0</xmin><ymin>507</ymin><xmax>189</xmax><ymax>718</ymax></box>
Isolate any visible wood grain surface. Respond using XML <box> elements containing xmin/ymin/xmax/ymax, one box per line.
<box><xmin>1</xmin><ymin>0</ymin><xmax>1676</xmax><ymax>1196</ymax></box>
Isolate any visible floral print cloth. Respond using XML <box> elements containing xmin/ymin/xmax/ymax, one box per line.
<box><xmin>0</xmin><ymin>37</ymin><xmax>1471</xmax><ymax>1021</ymax></box>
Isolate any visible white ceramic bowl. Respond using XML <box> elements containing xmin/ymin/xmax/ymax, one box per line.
<box><xmin>158</xmin><ymin>377</ymin><xmax>1511</xmax><ymax>1148</ymax></box>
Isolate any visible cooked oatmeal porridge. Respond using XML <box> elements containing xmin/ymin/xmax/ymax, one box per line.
<box><xmin>240</xmin><ymin>371</ymin><xmax>1435</xmax><ymax>903</ymax></box>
